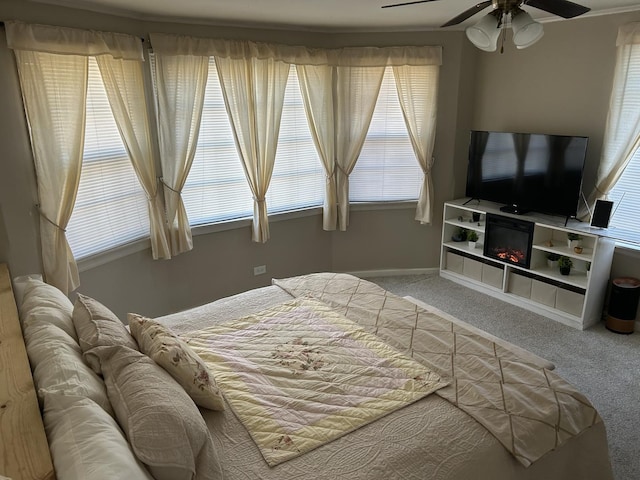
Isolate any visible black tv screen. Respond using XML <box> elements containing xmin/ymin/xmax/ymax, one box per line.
<box><xmin>465</xmin><ymin>131</ymin><xmax>588</xmax><ymax>218</ymax></box>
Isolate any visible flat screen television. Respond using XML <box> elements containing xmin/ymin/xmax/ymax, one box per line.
<box><xmin>465</xmin><ymin>130</ymin><xmax>588</xmax><ymax>219</ymax></box>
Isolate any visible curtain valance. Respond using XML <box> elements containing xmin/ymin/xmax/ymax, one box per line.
<box><xmin>332</xmin><ymin>46</ymin><xmax>442</xmax><ymax>66</ymax></box>
<box><xmin>150</xmin><ymin>33</ymin><xmax>325</xmax><ymax>64</ymax></box>
<box><xmin>617</xmin><ymin>22</ymin><xmax>640</xmax><ymax>46</ymax></box>
<box><xmin>149</xmin><ymin>33</ymin><xmax>441</xmax><ymax>66</ymax></box>
<box><xmin>5</xmin><ymin>21</ymin><xmax>143</xmax><ymax>60</ymax></box>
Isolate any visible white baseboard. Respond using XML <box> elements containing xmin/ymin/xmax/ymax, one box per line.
<box><xmin>344</xmin><ymin>267</ymin><xmax>439</xmax><ymax>278</ymax></box>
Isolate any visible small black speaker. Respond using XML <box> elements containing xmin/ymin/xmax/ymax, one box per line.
<box><xmin>591</xmin><ymin>200</ymin><xmax>614</xmax><ymax>228</ymax></box>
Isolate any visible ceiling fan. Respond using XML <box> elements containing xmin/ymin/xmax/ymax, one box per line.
<box><xmin>381</xmin><ymin>0</ymin><xmax>591</xmax><ymax>51</ymax></box>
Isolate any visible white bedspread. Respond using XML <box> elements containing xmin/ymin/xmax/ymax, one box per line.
<box><xmin>274</xmin><ymin>273</ymin><xmax>603</xmax><ymax>467</ymax></box>
<box><xmin>157</xmin><ymin>278</ymin><xmax>613</xmax><ymax>480</ymax></box>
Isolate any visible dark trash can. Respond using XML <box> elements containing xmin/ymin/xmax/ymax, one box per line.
<box><xmin>605</xmin><ymin>277</ymin><xmax>640</xmax><ymax>334</ymax></box>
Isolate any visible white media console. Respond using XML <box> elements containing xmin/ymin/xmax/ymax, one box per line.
<box><xmin>440</xmin><ymin>199</ymin><xmax>616</xmax><ymax>330</ymax></box>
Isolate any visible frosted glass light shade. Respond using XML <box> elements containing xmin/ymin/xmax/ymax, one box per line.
<box><xmin>512</xmin><ymin>10</ymin><xmax>544</xmax><ymax>49</ymax></box>
<box><xmin>466</xmin><ymin>14</ymin><xmax>501</xmax><ymax>52</ymax></box>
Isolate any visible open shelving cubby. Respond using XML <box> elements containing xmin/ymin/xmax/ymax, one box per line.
<box><xmin>440</xmin><ymin>199</ymin><xmax>616</xmax><ymax>330</ymax></box>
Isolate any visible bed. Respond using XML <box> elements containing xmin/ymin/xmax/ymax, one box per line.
<box><xmin>0</xmin><ymin>263</ymin><xmax>614</xmax><ymax>480</ymax></box>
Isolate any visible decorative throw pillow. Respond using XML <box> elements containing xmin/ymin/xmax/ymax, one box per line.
<box><xmin>91</xmin><ymin>345</ymin><xmax>221</xmax><ymax>480</ymax></box>
<box><xmin>72</xmin><ymin>294</ymin><xmax>139</xmax><ymax>374</ymax></box>
<box><xmin>43</xmin><ymin>393</ymin><xmax>153</xmax><ymax>480</ymax></box>
<box><xmin>128</xmin><ymin>313</ymin><xmax>224</xmax><ymax>411</ymax></box>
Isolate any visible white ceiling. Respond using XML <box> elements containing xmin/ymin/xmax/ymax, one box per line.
<box><xmin>30</xmin><ymin>0</ymin><xmax>640</xmax><ymax>32</ymax></box>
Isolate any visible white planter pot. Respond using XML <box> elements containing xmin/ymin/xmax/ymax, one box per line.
<box><xmin>468</xmin><ymin>241</ymin><xmax>477</xmax><ymax>249</ymax></box>
<box><xmin>547</xmin><ymin>260</ymin><xmax>558</xmax><ymax>269</ymax></box>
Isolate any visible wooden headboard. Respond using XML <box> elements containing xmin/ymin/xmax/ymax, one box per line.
<box><xmin>0</xmin><ymin>264</ymin><xmax>55</xmax><ymax>479</ymax></box>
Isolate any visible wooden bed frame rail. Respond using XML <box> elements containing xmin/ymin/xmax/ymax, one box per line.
<box><xmin>0</xmin><ymin>263</ymin><xmax>55</xmax><ymax>479</ymax></box>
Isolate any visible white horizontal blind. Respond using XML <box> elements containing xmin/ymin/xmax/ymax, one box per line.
<box><xmin>608</xmin><ymin>152</ymin><xmax>640</xmax><ymax>241</ymax></box>
<box><xmin>184</xmin><ymin>60</ymin><xmax>323</xmax><ymax>226</ymax></box>
<box><xmin>606</xmin><ymin>45</ymin><xmax>640</xmax><ymax>242</ymax></box>
<box><xmin>350</xmin><ymin>66</ymin><xmax>423</xmax><ymax>202</ymax></box>
<box><xmin>183</xmin><ymin>58</ymin><xmax>253</xmax><ymax>225</ymax></box>
<box><xmin>66</xmin><ymin>57</ymin><xmax>150</xmax><ymax>259</ymax></box>
<box><xmin>268</xmin><ymin>65</ymin><xmax>324</xmax><ymax>213</ymax></box>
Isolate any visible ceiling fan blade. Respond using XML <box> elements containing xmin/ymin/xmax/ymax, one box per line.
<box><xmin>524</xmin><ymin>0</ymin><xmax>590</xmax><ymax>19</ymax></box>
<box><xmin>381</xmin><ymin>0</ymin><xmax>439</xmax><ymax>8</ymax></box>
<box><xmin>441</xmin><ymin>1</ymin><xmax>493</xmax><ymax>27</ymax></box>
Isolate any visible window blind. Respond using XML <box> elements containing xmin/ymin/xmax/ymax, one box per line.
<box><xmin>268</xmin><ymin>65</ymin><xmax>324</xmax><ymax>213</ymax></box>
<box><xmin>184</xmin><ymin>61</ymin><xmax>323</xmax><ymax>226</ymax></box>
<box><xmin>67</xmin><ymin>56</ymin><xmax>435</xmax><ymax>259</ymax></box>
<box><xmin>66</xmin><ymin>57</ymin><xmax>150</xmax><ymax>259</ymax></box>
<box><xmin>608</xmin><ymin>150</ymin><xmax>640</xmax><ymax>241</ymax></box>
<box><xmin>182</xmin><ymin>57</ymin><xmax>253</xmax><ymax>226</ymax></box>
<box><xmin>350</xmin><ymin>67</ymin><xmax>423</xmax><ymax>202</ymax></box>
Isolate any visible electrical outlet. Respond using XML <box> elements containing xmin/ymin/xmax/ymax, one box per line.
<box><xmin>253</xmin><ymin>265</ymin><xmax>267</xmax><ymax>276</ymax></box>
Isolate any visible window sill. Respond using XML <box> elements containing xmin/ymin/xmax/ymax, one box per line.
<box><xmin>614</xmin><ymin>241</ymin><xmax>640</xmax><ymax>260</ymax></box>
<box><xmin>77</xmin><ymin>237</ymin><xmax>152</xmax><ymax>273</ymax></box>
<box><xmin>76</xmin><ymin>201</ymin><xmax>418</xmax><ymax>274</ymax></box>
<box><xmin>351</xmin><ymin>200</ymin><xmax>418</xmax><ymax>211</ymax></box>
<box><xmin>191</xmin><ymin>206</ymin><xmax>324</xmax><ymax>237</ymax></box>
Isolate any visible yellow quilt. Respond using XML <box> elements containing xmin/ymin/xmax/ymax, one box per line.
<box><xmin>182</xmin><ymin>297</ymin><xmax>448</xmax><ymax>466</ymax></box>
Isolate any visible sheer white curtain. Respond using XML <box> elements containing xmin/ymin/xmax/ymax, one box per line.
<box><xmin>96</xmin><ymin>56</ymin><xmax>171</xmax><ymax>259</ymax></box>
<box><xmin>586</xmin><ymin>23</ymin><xmax>640</xmax><ymax>209</ymax></box>
<box><xmin>151</xmin><ymin>34</ymin><xmax>209</xmax><ymax>255</ymax></box>
<box><xmin>215</xmin><ymin>56</ymin><xmax>290</xmax><ymax>242</ymax></box>
<box><xmin>297</xmin><ymin>64</ymin><xmax>338</xmax><ymax>230</ymax></box>
<box><xmin>334</xmin><ymin>66</ymin><xmax>385</xmax><ymax>231</ymax></box>
<box><xmin>393</xmin><ymin>64</ymin><xmax>440</xmax><ymax>225</ymax></box>
<box><xmin>148</xmin><ymin>35</ymin><xmax>442</xmax><ymax>237</ymax></box>
<box><xmin>298</xmin><ymin>46</ymin><xmax>442</xmax><ymax>231</ymax></box>
<box><xmin>13</xmin><ymin>50</ymin><xmax>86</xmax><ymax>294</ymax></box>
<box><xmin>6</xmin><ymin>21</ymin><xmax>143</xmax><ymax>293</ymax></box>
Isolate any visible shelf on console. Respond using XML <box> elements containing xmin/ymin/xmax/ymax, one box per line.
<box><xmin>443</xmin><ymin>241</ymin><xmax>485</xmax><ymax>257</ymax></box>
<box><xmin>531</xmin><ymin>243</ymin><xmax>594</xmax><ymax>262</ymax></box>
<box><xmin>510</xmin><ymin>263</ymin><xmax>588</xmax><ymax>290</ymax></box>
<box><xmin>444</xmin><ymin>218</ymin><xmax>485</xmax><ymax>234</ymax></box>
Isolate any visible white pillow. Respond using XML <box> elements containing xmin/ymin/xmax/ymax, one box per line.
<box><xmin>16</xmin><ymin>276</ymin><xmax>77</xmax><ymax>341</ymax></box>
<box><xmin>43</xmin><ymin>393</ymin><xmax>154</xmax><ymax>480</ymax></box>
<box><xmin>12</xmin><ymin>274</ymin><xmax>44</xmax><ymax>306</ymax></box>
<box><xmin>72</xmin><ymin>294</ymin><xmax>139</xmax><ymax>374</ymax></box>
<box><xmin>92</xmin><ymin>345</ymin><xmax>221</xmax><ymax>480</ymax></box>
<box><xmin>25</xmin><ymin>322</ymin><xmax>113</xmax><ymax>416</ymax></box>
<box><xmin>128</xmin><ymin>313</ymin><xmax>225</xmax><ymax>411</ymax></box>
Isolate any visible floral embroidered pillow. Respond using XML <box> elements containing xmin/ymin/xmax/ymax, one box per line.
<box><xmin>128</xmin><ymin>313</ymin><xmax>224</xmax><ymax>411</ymax></box>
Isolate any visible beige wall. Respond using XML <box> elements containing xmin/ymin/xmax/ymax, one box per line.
<box><xmin>78</xmin><ymin>215</ymin><xmax>333</xmax><ymax>318</ymax></box>
<box><xmin>470</xmin><ymin>12</ymin><xmax>640</xmax><ymax>193</ymax></box>
<box><xmin>0</xmin><ymin>1</ymin><xmax>638</xmax><ymax>319</ymax></box>
<box><xmin>0</xmin><ymin>29</ymin><xmax>41</xmax><ymax>276</ymax></box>
<box><xmin>470</xmin><ymin>11</ymin><xmax>640</xmax><ymax>320</ymax></box>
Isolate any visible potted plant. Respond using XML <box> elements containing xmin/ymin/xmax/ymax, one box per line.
<box><xmin>558</xmin><ymin>256</ymin><xmax>573</xmax><ymax>275</ymax></box>
<box><xmin>546</xmin><ymin>252</ymin><xmax>561</xmax><ymax>268</ymax></box>
<box><xmin>567</xmin><ymin>232</ymin><xmax>582</xmax><ymax>249</ymax></box>
<box><xmin>451</xmin><ymin>227</ymin><xmax>467</xmax><ymax>242</ymax></box>
<box><xmin>467</xmin><ymin>230</ymin><xmax>479</xmax><ymax>249</ymax></box>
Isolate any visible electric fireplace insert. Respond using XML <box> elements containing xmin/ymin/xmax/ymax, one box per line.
<box><xmin>483</xmin><ymin>214</ymin><xmax>535</xmax><ymax>269</ymax></box>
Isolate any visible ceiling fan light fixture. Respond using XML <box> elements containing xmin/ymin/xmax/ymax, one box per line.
<box><xmin>465</xmin><ymin>12</ymin><xmax>501</xmax><ymax>52</ymax></box>
<box><xmin>511</xmin><ymin>9</ymin><xmax>544</xmax><ymax>49</ymax></box>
